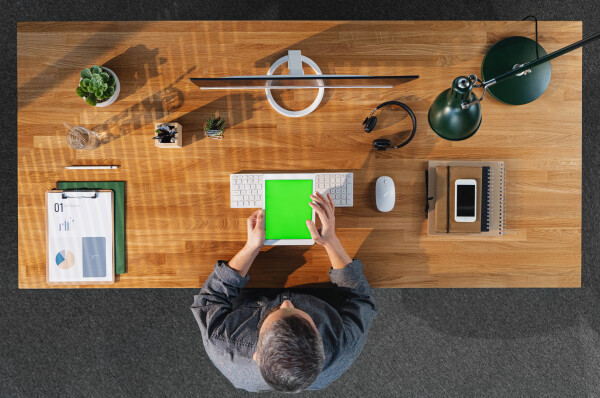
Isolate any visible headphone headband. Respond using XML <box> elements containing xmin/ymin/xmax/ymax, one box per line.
<box><xmin>364</xmin><ymin>100</ymin><xmax>417</xmax><ymax>150</ymax></box>
<box><xmin>375</xmin><ymin>100</ymin><xmax>407</xmax><ymax>111</ymax></box>
<box><xmin>369</xmin><ymin>101</ymin><xmax>404</xmax><ymax>117</ymax></box>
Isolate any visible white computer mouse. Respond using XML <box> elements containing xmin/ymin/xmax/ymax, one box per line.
<box><xmin>376</xmin><ymin>176</ymin><xmax>395</xmax><ymax>212</ymax></box>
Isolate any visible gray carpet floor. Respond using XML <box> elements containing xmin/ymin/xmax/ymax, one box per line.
<box><xmin>2</xmin><ymin>0</ymin><xmax>600</xmax><ymax>396</ymax></box>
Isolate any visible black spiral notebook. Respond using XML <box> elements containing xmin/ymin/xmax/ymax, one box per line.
<box><xmin>426</xmin><ymin>161</ymin><xmax>506</xmax><ymax>236</ymax></box>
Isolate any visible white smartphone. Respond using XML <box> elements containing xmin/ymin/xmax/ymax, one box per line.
<box><xmin>455</xmin><ymin>179</ymin><xmax>477</xmax><ymax>222</ymax></box>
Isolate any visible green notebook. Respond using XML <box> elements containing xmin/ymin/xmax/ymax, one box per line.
<box><xmin>58</xmin><ymin>181</ymin><xmax>126</xmax><ymax>274</ymax></box>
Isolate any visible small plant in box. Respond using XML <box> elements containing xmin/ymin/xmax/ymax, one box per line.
<box><xmin>153</xmin><ymin>122</ymin><xmax>183</xmax><ymax>148</ymax></box>
<box><xmin>204</xmin><ymin>116</ymin><xmax>226</xmax><ymax>140</ymax></box>
<box><xmin>76</xmin><ymin>65</ymin><xmax>120</xmax><ymax>107</ymax></box>
<box><xmin>154</xmin><ymin>124</ymin><xmax>178</xmax><ymax>144</ymax></box>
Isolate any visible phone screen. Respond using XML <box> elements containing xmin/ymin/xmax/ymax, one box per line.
<box><xmin>457</xmin><ymin>185</ymin><xmax>476</xmax><ymax>217</ymax></box>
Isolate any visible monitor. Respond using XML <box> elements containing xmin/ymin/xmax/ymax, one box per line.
<box><xmin>190</xmin><ymin>75</ymin><xmax>419</xmax><ymax>90</ymax></box>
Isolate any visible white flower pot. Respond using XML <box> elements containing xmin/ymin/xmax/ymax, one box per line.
<box><xmin>80</xmin><ymin>67</ymin><xmax>120</xmax><ymax>107</ymax></box>
<box><xmin>95</xmin><ymin>67</ymin><xmax>120</xmax><ymax>107</ymax></box>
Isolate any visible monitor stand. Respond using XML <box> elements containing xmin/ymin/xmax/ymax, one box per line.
<box><xmin>265</xmin><ymin>50</ymin><xmax>324</xmax><ymax>117</ymax></box>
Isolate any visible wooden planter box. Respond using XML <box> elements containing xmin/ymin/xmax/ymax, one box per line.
<box><xmin>154</xmin><ymin>122</ymin><xmax>182</xmax><ymax>148</ymax></box>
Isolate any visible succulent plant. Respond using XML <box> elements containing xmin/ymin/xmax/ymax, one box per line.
<box><xmin>76</xmin><ymin>65</ymin><xmax>116</xmax><ymax>106</ymax></box>
<box><xmin>204</xmin><ymin>116</ymin><xmax>225</xmax><ymax>133</ymax></box>
<box><xmin>204</xmin><ymin>116</ymin><xmax>225</xmax><ymax>140</ymax></box>
<box><xmin>154</xmin><ymin>124</ymin><xmax>178</xmax><ymax>143</ymax></box>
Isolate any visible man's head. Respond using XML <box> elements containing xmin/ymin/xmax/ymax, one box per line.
<box><xmin>254</xmin><ymin>300</ymin><xmax>324</xmax><ymax>392</ymax></box>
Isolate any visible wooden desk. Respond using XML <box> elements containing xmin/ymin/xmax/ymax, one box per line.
<box><xmin>17</xmin><ymin>21</ymin><xmax>582</xmax><ymax>288</ymax></box>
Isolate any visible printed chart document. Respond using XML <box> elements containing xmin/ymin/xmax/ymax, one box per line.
<box><xmin>46</xmin><ymin>190</ymin><xmax>114</xmax><ymax>284</ymax></box>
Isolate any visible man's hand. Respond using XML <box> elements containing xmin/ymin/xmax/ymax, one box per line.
<box><xmin>246</xmin><ymin>209</ymin><xmax>265</xmax><ymax>251</ymax></box>
<box><xmin>306</xmin><ymin>192</ymin><xmax>337</xmax><ymax>246</ymax></box>
<box><xmin>306</xmin><ymin>192</ymin><xmax>352</xmax><ymax>269</ymax></box>
<box><xmin>229</xmin><ymin>209</ymin><xmax>265</xmax><ymax>277</ymax></box>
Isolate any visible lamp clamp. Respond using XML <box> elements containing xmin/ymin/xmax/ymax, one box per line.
<box><xmin>513</xmin><ymin>63</ymin><xmax>532</xmax><ymax>77</ymax></box>
<box><xmin>460</xmin><ymin>74</ymin><xmax>496</xmax><ymax>110</ymax></box>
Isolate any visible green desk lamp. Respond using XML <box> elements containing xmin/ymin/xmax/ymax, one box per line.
<box><xmin>428</xmin><ymin>31</ymin><xmax>600</xmax><ymax>141</ymax></box>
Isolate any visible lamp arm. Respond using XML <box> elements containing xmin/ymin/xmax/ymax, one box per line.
<box><xmin>482</xmin><ymin>31</ymin><xmax>600</xmax><ymax>87</ymax></box>
<box><xmin>463</xmin><ymin>32</ymin><xmax>600</xmax><ymax>109</ymax></box>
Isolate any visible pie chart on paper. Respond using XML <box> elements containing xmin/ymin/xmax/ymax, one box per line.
<box><xmin>56</xmin><ymin>250</ymin><xmax>75</xmax><ymax>270</ymax></box>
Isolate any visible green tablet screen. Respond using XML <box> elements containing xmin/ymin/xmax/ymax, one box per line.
<box><xmin>265</xmin><ymin>179</ymin><xmax>313</xmax><ymax>240</ymax></box>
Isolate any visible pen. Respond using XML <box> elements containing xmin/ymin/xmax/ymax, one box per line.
<box><xmin>65</xmin><ymin>165</ymin><xmax>119</xmax><ymax>170</ymax></box>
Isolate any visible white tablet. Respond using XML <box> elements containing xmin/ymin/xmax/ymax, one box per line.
<box><xmin>262</xmin><ymin>173</ymin><xmax>316</xmax><ymax>245</ymax></box>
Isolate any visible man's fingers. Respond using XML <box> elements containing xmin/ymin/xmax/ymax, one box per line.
<box><xmin>247</xmin><ymin>209</ymin><xmax>260</xmax><ymax>230</ymax></box>
<box><xmin>306</xmin><ymin>220</ymin><xmax>320</xmax><ymax>240</ymax></box>
<box><xmin>256</xmin><ymin>209</ymin><xmax>265</xmax><ymax>229</ymax></box>
<box><xmin>312</xmin><ymin>193</ymin><xmax>332</xmax><ymax>219</ymax></box>
<box><xmin>309</xmin><ymin>200</ymin><xmax>328</xmax><ymax>223</ymax></box>
<box><xmin>321</xmin><ymin>192</ymin><xmax>334</xmax><ymax>213</ymax></box>
<box><xmin>327</xmin><ymin>193</ymin><xmax>335</xmax><ymax>211</ymax></box>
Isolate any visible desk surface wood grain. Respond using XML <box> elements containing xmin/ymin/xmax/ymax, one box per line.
<box><xmin>17</xmin><ymin>21</ymin><xmax>582</xmax><ymax>288</ymax></box>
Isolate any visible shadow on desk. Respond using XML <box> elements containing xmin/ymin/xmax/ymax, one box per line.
<box><xmin>247</xmin><ymin>245</ymin><xmax>312</xmax><ymax>288</ymax></box>
<box><xmin>90</xmin><ymin>66</ymin><xmax>206</xmax><ymax>146</ymax></box>
<box><xmin>174</xmin><ymin>92</ymin><xmax>260</xmax><ymax>147</ymax></box>
<box><xmin>352</xmin><ymin>140</ymin><xmax>432</xmax><ymax>283</ymax></box>
<box><xmin>103</xmin><ymin>44</ymin><xmax>167</xmax><ymax>100</ymax></box>
<box><xmin>18</xmin><ymin>22</ymin><xmax>141</xmax><ymax>109</ymax></box>
<box><xmin>91</xmin><ymin>69</ymin><xmax>193</xmax><ymax>144</ymax></box>
<box><xmin>242</xmin><ymin>245</ymin><xmax>343</xmax><ymax>306</ymax></box>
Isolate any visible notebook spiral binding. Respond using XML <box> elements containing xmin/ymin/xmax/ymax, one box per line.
<box><xmin>487</xmin><ymin>168</ymin><xmax>493</xmax><ymax>232</ymax></box>
<box><xmin>486</xmin><ymin>163</ymin><xmax>506</xmax><ymax>235</ymax></box>
<box><xmin>499</xmin><ymin>163</ymin><xmax>506</xmax><ymax>234</ymax></box>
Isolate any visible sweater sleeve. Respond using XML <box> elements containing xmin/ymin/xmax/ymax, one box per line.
<box><xmin>328</xmin><ymin>259</ymin><xmax>377</xmax><ymax>346</ymax></box>
<box><xmin>191</xmin><ymin>260</ymin><xmax>250</xmax><ymax>339</ymax></box>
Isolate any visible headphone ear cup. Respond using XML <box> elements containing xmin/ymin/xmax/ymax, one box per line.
<box><xmin>363</xmin><ymin>116</ymin><xmax>377</xmax><ymax>133</ymax></box>
<box><xmin>373</xmin><ymin>138</ymin><xmax>391</xmax><ymax>151</ymax></box>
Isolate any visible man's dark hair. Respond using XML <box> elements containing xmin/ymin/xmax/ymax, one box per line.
<box><xmin>257</xmin><ymin>314</ymin><xmax>324</xmax><ymax>392</ymax></box>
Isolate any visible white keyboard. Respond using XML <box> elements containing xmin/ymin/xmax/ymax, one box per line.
<box><xmin>230</xmin><ymin>172</ymin><xmax>353</xmax><ymax>208</ymax></box>
<box><xmin>230</xmin><ymin>174</ymin><xmax>264</xmax><ymax>208</ymax></box>
<box><xmin>315</xmin><ymin>173</ymin><xmax>353</xmax><ymax>207</ymax></box>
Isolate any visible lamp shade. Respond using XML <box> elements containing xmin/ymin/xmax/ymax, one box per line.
<box><xmin>428</xmin><ymin>76</ymin><xmax>482</xmax><ymax>141</ymax></box>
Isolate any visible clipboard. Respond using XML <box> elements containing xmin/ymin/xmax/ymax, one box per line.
<box><xmin>58</xmin><ymin>181</ymin><xmax>126</xmax><ymax>274</ymax></box>
<box><xmin>46</xmin><ymin>190</ymin><xmax>115</xmax><ymax>285</ymax></box>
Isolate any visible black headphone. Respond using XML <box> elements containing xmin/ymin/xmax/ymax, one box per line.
<box><xmin>362</xmin><ymin>100</ymin><xmax>417</xmax><ymax>151</ymax></box>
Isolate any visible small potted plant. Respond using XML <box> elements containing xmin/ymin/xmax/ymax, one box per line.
<box><xmin>204</xmin><ymin>116</ymin><xmax>225</xmax><ymax>140</ymax></box>
<box><xmin>154</xmin><ymin>122</ymin><xmax>182</xmax><ymax>148</ymax></box>
<box><xmin>76</xmin><ymin>65</ymin><xmax>120</xmax><ymax>107</ymax></box>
